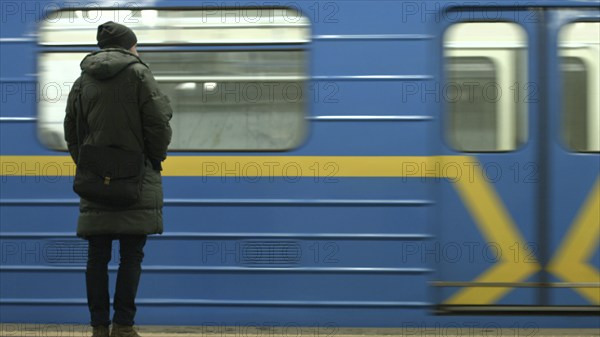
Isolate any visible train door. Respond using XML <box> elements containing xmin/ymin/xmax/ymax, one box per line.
<box><xmin>435</xmin><ymin>6</ymin><xmax>599</xmax><ymax>311</ymax></box>
<box><xmin>545</xmin><ymin>9</ymin><xmax>600</xmax><ymax>308</ymax></box>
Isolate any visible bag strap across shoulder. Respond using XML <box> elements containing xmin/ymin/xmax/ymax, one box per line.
<box><xmin>75</xmin><ymin>76</ymin><xmax>88</xmax><ymax>151</ymax></box>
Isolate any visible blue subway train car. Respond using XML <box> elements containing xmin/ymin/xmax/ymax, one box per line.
<box><xmin>1</xmin><ymin>0</ymin><xmax>599</xmax><ymax>328</ymax></box>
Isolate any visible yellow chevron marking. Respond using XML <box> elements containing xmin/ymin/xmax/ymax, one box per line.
<box><xmin>442</xmin><ymin>156</ymin><xmax>540</xmax><ymax>304</ymax></box>
<box><xmin>547</xmin><ymin>178</ymin><xmax>600</xmax><ymax>304</ymax></box>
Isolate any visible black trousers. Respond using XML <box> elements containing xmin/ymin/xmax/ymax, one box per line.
<box><xmin>86</xmin><ymin>235</ymin><xmax>147</xmax><ymax>327</ymax></box>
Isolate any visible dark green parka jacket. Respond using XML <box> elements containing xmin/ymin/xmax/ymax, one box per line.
<box><xmin>64</xmin><ymin>48</ymin><xmax>173</xmax><ymax>238</ymax></box>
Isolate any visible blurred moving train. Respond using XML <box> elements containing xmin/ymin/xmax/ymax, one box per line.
<box><xmin>1</xmin><ymin>0</ymin><xmax>599</xmax><ymax>327</ymax></box>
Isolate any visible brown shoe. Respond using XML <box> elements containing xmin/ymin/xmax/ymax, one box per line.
<box><xmin>110</xmin><ymin>323</ymin><xmax>141</xmax><ymax>337</ymax></box>
<box><xmin>92</xmin><ymin>326</ymin><xmax>109</xmax><ymax>337</ymax></box>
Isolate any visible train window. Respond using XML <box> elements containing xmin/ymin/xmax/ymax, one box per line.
<box><xmin>39</xmin><ymin>8</ymin><xmax>309</xmax><ymax>45</ymax></box>
<box><xmin>37</xmin><ymin>9</ymin><xmax>309</xmax><ymax>151</ymax></box>
<box><xmin>561</xmin><ymin>57</ymin><xmax>589</xmax><ymax>151</ymax></box>
<box><xmin>444</xmin><ymin>23</ymin><xmax>528</xmax><ymax>152</ymax></box>
<box><xmin>446</xmin><ymin>57</ymin><xmax>498</xmax><ymax>150</ymax></box>
<box><xmin>559</xmin><ymin>22</ymin><xmax>600</xmax><ymax>152</ymax></box>
<box><xmin>38</xmin><ymin>52</ymin><xmax>86</xmax><ymax>150</ymax></box>
<box><xmin>139</xmin><ymin>51</ymin><xmax>306</xmax><ymax>150</ymax></box>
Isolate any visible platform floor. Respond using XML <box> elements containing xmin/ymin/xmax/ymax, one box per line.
<box><xmin>1</xmin><ymin>325</ymin><xmax>599</xmax><ymax>337</ymax></box>
<box><xmin>137</xmin><ymin>327</ymin><xmax>600</xmax><ymax>337</ymax></box>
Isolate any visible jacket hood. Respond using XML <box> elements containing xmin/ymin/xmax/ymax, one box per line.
<box><xmin>80</xmin><ymin>48</ymin><xmax>145</xmax><ymax>80</ymax></box>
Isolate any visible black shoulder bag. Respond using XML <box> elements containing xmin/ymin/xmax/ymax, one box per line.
<box><xmin>73</xmin><ymin>87</ymin><xmax>145</xmax><ymax>207</ymax></box>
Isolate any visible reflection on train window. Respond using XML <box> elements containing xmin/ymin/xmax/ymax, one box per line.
<box><xmin>559</xmin><ymin>22</ymin><xmax>600</xmax><ymax>152</ymax></box>
<box><xmin>446</xmin><ymin>57</ymin><xmax>498</xmax><ymax>151</ymax></box>
<box><xmin>141</xmin><ymin>51</ymin><xmax>306</xmax><ymax>150</ymax></box>
<box><xmin>37</xmin><ymin>8</ymin><xmax>309</xmax><ymax>151</ymax></box>
<box><xmin>561</xmin><ymin>57</ymin><xmax>588</xmax><ymax>151</ymax></box>
<box><xmin>444</xmin><ymin>22</ymin><xmax>528</xmax><ymax>152</ymax></box>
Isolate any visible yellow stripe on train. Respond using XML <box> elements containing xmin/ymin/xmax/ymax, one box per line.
<box><xmin>1</xmin><ymin>155</ymin><xmax>598</xmax><ymax>304</ymax></box>
<box><xmin>0</xmin><ymin>155</ymin><xmax>441</xmax><ymax>177</ymax></box>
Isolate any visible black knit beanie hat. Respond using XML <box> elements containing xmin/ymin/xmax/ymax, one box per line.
<box><xmin>96</xmin><ymin>21</ymin><xmax>137</xmax><ymax>49</ymax></box>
